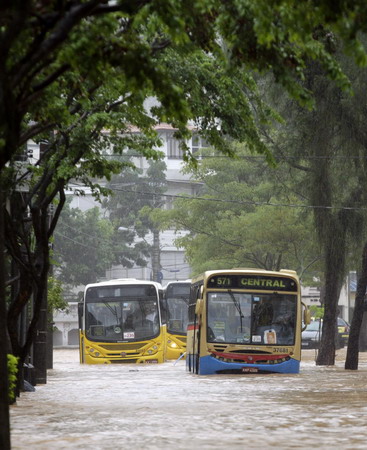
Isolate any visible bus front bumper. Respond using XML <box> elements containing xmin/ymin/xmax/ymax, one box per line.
<box><xmin>189</xmin><ymin>354</ymin><xmax>300</xmax><ymax>375</ymax></box>
<box><xmin>84</xmin><ymin>351</ymin><xmax>164</xmax><ymax>364</ymax></box>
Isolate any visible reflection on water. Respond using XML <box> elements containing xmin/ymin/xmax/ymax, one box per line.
<box><xmin>10</xmin><ymin>349</ymin><xmax>367</xmax><ymax>449</ymax></box>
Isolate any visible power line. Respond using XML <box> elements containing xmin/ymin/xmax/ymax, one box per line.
<box><xmin>95</xmin><ymin>185</ymin><xmax>367</xmax><ymax>212</ymax></box>
<box><xmin>54</xmin><ymin>230</ymin><xmax>189</xmax><ymax>271</ymax></box>
<box><xmin>105</xmin><ymin>153</ymin><xmax>367</xmax><ymax>160</ymax></box>
<box><xmin>54</xmin><ymin>231</ymin><xmax>100</xmax><ymax>250</ymax></box>
<box><xmin>54</xmin><ymin>230</ymin><xmax>147</xmax><ymax>253</ymax></box>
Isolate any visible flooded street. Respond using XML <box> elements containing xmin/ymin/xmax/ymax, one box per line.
<box><xmin>10</xmin><ymin>349</ymin><xmax>367</xmax><ymax>449</ymax></box>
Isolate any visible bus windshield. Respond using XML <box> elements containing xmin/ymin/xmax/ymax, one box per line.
<box><xmin>207</xmin><ymin>291</ymin><xmax>297</xmax><ymax>345</ymax></box>
<box><xmin>85</xmin><ymin>286</ymin><xmax>160</xmax><ymax>342</ymax></box>
<box><xmin>166</xmin><ymin>295</ymin><xmax>189</xmax><ymax>334</ymax></box>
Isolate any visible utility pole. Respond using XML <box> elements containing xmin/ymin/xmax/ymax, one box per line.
<box><xmin>151</xmin><ymin>229</ymin><xmax>161</xmax><ymax>283</ymax></box>
<box><xmin>46</xmin><ymin>312</ymin><xmax>54</xmax><ymax>369</ymax></box>
<box><xmin>33</xmin><ymin>288</ymin><xmax>48</xmax><ymax>384</ymax></box>
<box><xmin>46</xmin><ymin>218</ymin><xmax>54</xmax><ymax>370</ymax></box>
<box><xmin>33</xmin><ymin>203</ymin><xmax>54</xmax><ymax>382</ymax></box>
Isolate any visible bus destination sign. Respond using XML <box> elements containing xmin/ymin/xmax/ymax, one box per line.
<box><xmin>208</xmin><ymin>274</ymin><xmax>298</xmax><ymax>292</ymax></box>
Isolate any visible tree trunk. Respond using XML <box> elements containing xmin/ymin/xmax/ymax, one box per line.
<box><xmin>345</xmin><ymin>242</ymin><xmax>367</xmax><ymax>370</ymax></box>
<box><xmin>47</xmin><ymin>260</ymin><xmax>54</xmax><ymax>369</ymax></box>
<box><xmin>358</xmin><ymin>314</ymin><xmax>367</xmax><ymax>352</ymax></box>
<box><xmin>0</xmin><ymin>182</ymin><xmax>11</xmax><ymax>450</ymax></box>
<box><xmin>316</xmin><ymin>275</ymin><xmax>339</xmax><ymax>365</ymax></box>
<box><xmin>316</xmin><ymin>227</ymin><xmax>345</xmax><ymax>365</ymax></box>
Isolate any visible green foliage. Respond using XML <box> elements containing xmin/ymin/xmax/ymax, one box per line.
<box><xmin>7</xmin><ymin>354</ymin><xmax>18</xmax><ymax>404</ymax></box>
<box><xmin>261</xmin><ymin>38</ymin><xmax>367</xmax><ymax>364</ymax></box>
<box><xmin>3</xmin><ymin>1</ymin><xmax>367</xmax><ymax>173</ymax></box>
<box><xmin>54</xmin><ymin>204</ymin><xmax>120</xmax><ymax>287</ymax></box>
<box><xmin>102</xmin><ymin>158</ymin><xmax>168</xmax><ymax>264</ymax></box>
<box><xmin>153</xmin><ymin>145</ymin><xmax>321</xmax><ymax>280</ymax></box>
<box><xmin>155</xmin><ymin>49</ymin><xmax>277</xmax><ymax>164</ymax></box>
<box><xmin>309</xmin><ymin>306</ymin><xmax>324</xmax><ymax>320</ymax></box>
<box><xmin>47</xmin><ymin>277</ymin><xmax>67</xmax><ymax>314</ymax></box>
<box><xmin>267</xmin><ymin>39</ymin><xmax>367</xmax><ymax>275</ymax></box>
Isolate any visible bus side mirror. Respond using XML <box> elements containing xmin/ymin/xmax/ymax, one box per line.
<box><xmin>195</xmin><ymin>298</ymin><xmax>203</xmax><ymax>315</ymax></box>
<box><xmin>78</xmin><ymin>302</ymin><xmax>83</xmax><ymax>329</ymax></box>
<box><xmin>302</xmin><ymin>303</ymin><xmax>311</xmax><ymax>331</ymax></box>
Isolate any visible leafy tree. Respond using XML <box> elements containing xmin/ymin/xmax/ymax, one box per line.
<box><xmin>54</xmin><ymin>203</ymin><xmax>150</xmax><ymax>289</ymax></box>
<box><xmin>3</xmin><ymin>1</ymin><xmax>367</xmax><ymax>171</ymax></box>
<box><xmin>47</xmin><ymin>277</ymin><xmax>68</xmax><ymax>314</ymax></box>
<box><xmin>265</xmin><ymin>43</ymin><xmax>367</xmax><ymax>366</ymax></box>
<box><xmin>3</xmin><ymin>76</ymin><xmax>159</xmax><ymax>404</ymax></box>
<box><xmin>103</xmin><ymin>159</ymin><xmax>168</xmax><ymax>281</ymax></box>
<box><xmin>309</xmin><ymin>306</ymin><xmax>325</xmax><ymax>320</ymax></box>
<box><xmin>153</xmin><ymin>146</ymin><xmax>321</xmax><ymax>281</ymax></box>
<box><xmin>7</xmin><ymin>355</ymin><xmax>18</xmax><ymax>405</ymax></box>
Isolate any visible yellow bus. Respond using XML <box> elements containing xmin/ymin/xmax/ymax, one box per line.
<box><xmin>186</xmin><ymin>269</ymin><xmax>309</xmax><ymax>375</ymax></box>
<box><xmin>163</xmin><ymin>280</ymin><xmax>191</xmax><ymax>360</ymax></box>
<box><xmin>78</xmin><ymin>279</ymin><xmax>165</xmax><ymax>364</ymax></box>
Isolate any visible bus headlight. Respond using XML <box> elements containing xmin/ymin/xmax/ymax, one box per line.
<box><xmin>145</xmin><ymin>345</ymin><xmax>158</xmax><ymax>355</ymax></box>
<box><xmin>168</xmin><ymin>342</ymin><xmax>178</xmax><ymax>348</ymax></box>
<box><xmin>89</xmin><ymin>348</ymin><xmax>100</xmax><ymax>357</ymax></box>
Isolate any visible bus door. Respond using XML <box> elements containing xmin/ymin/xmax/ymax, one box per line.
<box><xmin>158</xmin><ymin>288</ymin><xmax>167</xmax><ymax>355</ymax></box>
<box><xmin>78</xmin><ymin>302</ymin><xmax>84</xmax><ymax>364</ymax></box>
<box><xmin>193</xmin><ymin>289</ymin><xmax>204</xmax><ymax>374</ymax></box>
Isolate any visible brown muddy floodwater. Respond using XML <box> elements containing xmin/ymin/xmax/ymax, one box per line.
<box><xmin>9</xmin><ymin>348</ymin><xmax>367</xmax><ymax>449</ymax></box>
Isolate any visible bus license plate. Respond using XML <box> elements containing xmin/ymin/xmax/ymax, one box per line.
<box><xmin>242</xmin><ymin>367</ymin><xmax>258</xmax><ymax>373</ymax></box>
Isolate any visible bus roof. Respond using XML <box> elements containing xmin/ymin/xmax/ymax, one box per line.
<box><xmin>191</xmin><ymin>268</ymin><xmax>299</xmax><ymax>284</ymax></box>
<box><xmin>84</xmin><ymin>278</ymin><xmax>163</xmax><ymax>290</ymax></box>
<box><xmin>164</xmin><ymin>279</ymin><xmax>191</xmax><ymax>286</ymax></box>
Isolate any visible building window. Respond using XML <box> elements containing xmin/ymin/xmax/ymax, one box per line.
<box><xmin>191</xmin><ymin>134</ymin><xmax>208</xmax><ymax>156</ymax></box>
<box><xmin>167</xmin><ymin>135</ymin><xmax>184</xmax><ymax>159</ymax></box>
<box><xmin>164</xmin><ymin>196</ymin><xmax>174</xmax><ymax>210</ymax></box>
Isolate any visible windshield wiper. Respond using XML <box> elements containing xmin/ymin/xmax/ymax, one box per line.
<box><xmin>228</xmin><ymin>289</ymin><xmax>244</xmax><ymax>333</ymax></box>
<box><xmin>180</xmin><ymin>296</ymin><xmax>189</xmax><ymax>305</ymax></box>
<box><xmin>104</xmin><ymin>302</ymin><xmax>119</xmax><ymax>321</ymax></box>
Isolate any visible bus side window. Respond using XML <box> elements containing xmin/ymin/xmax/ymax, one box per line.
<box><xmin>188</xmin><ymin>284</ymin><xmax>201</xmax><ymax>322</ymax></box>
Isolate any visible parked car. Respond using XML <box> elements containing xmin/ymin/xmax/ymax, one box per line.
<box><xmin>302</xmin><ymin>320</ymin><xmax>322</xmax><ymax>349</ymax></box>
<box><xmin>302</xmin><ymin>318</ymin><xmax>349</xmax><ymax>349</ymax></box>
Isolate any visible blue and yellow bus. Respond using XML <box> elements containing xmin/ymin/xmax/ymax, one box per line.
<box><xmin>78</xmin><ymin>279</ymin><xmax>165</xmax><ymax>364</ymax></box>
<box><xmin>163</xmin><ymin>280</ymin><xmax>191</xmax><ymax>360</ymax></box>
<box><xmin>186</xmin><ymin>269</ymin><xmax>309</xmax><ymax>375</ymax></box>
